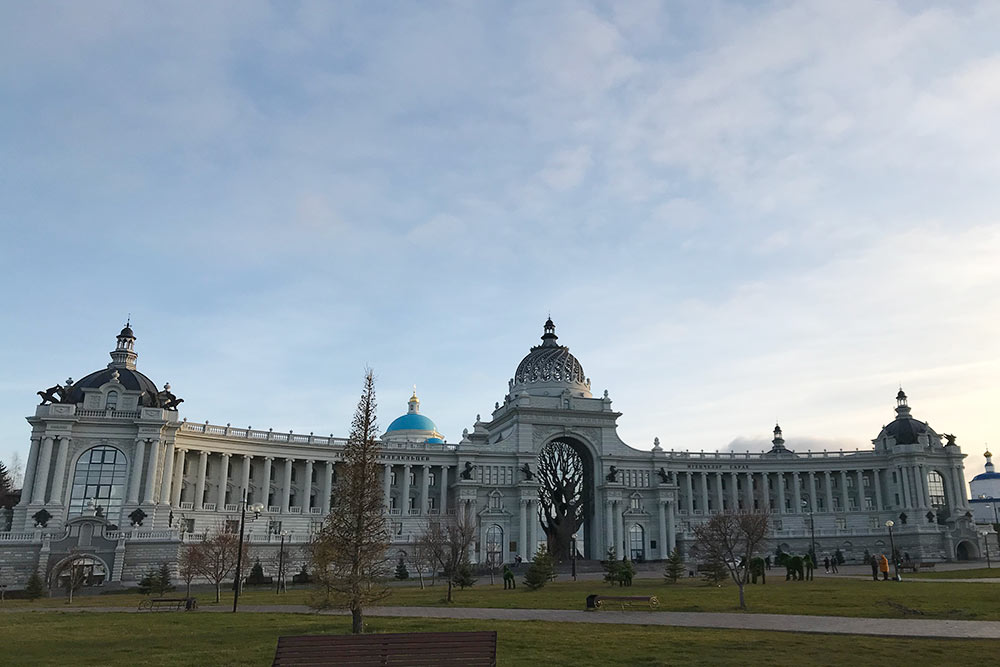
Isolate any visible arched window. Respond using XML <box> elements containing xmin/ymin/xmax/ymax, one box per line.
<box><xmin>105</xmin><ymin>391</ymin><xmax>118</xmax><ymax>410</ymax></box>
<box><xmin>485</xmin><ymin>524</ymin><xmax>504</xmax><ymax>566</ymax></box>
<box><xmin>629</xmin><ymin>524</ymin><xmax>645</xmax><ymax>561</ymax></box>
<box><xmin>927</xmin><ymin>471</ymin><xmax>946</xmax><ymax>507</ymax></box>
<box><xmin>69</xmin><ymin>446</ymin><xmax>128</xmax><ymax>522</ymax></box>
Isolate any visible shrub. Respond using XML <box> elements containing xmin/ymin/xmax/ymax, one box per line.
<box><xmin>664</xmin><ymin>548</ymin><xmax>684</xmax><ymax>584</ymax></box>
<box><xmin>524</xmin><ymin>546</ymin><xmax>555</xmax><ymax>591</ymax></box>
<box><xmin>394</xmin><ymin>557</ymin><xmax>410</xmax><ymax>580</ymax></box>
<box><xmin>25</xmin><ymin>572</ymin><xmax>44</xmax><ymax>601</ymax></box>
<box><xmin>452</xmin><ymin>560</ymin><xmax>477</xmax><ymax>590</ymax></box>
<box><xmin>602</xmin><ymin>547</ymin><xmax>621</xmax><ymax>586</ymax></box>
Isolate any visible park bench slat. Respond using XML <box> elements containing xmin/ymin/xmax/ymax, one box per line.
<box><xmin>273</xmin><ymin>631</ymin><xmax>497</xmax><ymax>666</ymax></box>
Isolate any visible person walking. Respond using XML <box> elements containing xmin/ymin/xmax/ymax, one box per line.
<box><xmin>823</xmin><ymin>556</ymin><xmax>830</xmax><ymax>573</ymax></box>
<box><xmin>879</xmin><ymin>553</ymin><xmax>890</xmax><ymax>581</ymax></box>
<box><xmin>831</xmin><ymin>557</ymin><xmax>839</xmax><ymax>574</ymax></box>
<box><xmin>870</xmin><ymin>555</ymin><xmax>879</xmax><ymax>581</ymax></box>
<box><xmin>502</xmin><ymin>565</ymin><xmax>516</xmax><ymax>590</ymax></box>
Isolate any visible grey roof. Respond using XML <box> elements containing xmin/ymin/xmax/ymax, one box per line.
<box><xmin>65</xmin><ymin>367</ymin><xmax>159</xmax><ymax>406</ymax></box>
<box><xmin>878</xmin><ymin>417</ymin><xmax>936</xmax><ymax>445</ymax></box>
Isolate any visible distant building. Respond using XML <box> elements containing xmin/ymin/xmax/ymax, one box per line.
<box><xmin>0</xmin><ymin>320</ymin><xmax>981</xmax><ymax>590</ymax></box>
<box><xmin>970</xmin><ymin>450</ymin><xmax>1000</xmax><ymax>525</ymax></box>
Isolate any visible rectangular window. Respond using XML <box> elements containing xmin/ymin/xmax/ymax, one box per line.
<box><xmin>863</xmin><ymin>476</ymin><xmax>871</xmax><ymax>488</ymax></box>
<box><xmin>429</xmin><ymin>472</ymin><xmax>437</xmax><ymax>486</ymax></box>
<box><xmin>849</xmin><ymin>499</ymin><xmax>858</xmax><ymax>511</ymax></box>
<box><xmin>390</xmin><ymin>472</ymin><xmax>396</xmax><ymax>485</ymax></box>
<box><xmin>775</xmin><ymin>520</ymin><xmax>783</xmax><ymax>531</ymax></box>
<box><xmin>224</xmin><ymin>520</ymin><xmax>239</xmax><ymax>534</ymax></box>
<box><xmin>846</xmin><ymin>477</ymin><xmax>854</xmax><ymax>488</ymax></box>
<box><xmin>894</xmin><ymin>493</ymin><xmax>900</xmax><ymax>506</ymax></box>
<box><xmin>630</xmin><ymin>497</ymin><xmax>641</xmax><ymax>510</ymax></box>
<box><xmin>817</xmin><ymin>498</ymin><xmax>825</xmax><ymax>511</ymax></box>
<box><xmin>865</xmin><ymin>497</ymin><xmax>875</xmax><ymax>510</ymax></box>
<box><xmin>269</xmin><ymin>520</ymin><xmax>282</xmax><ymax>534</ymax></box>
<box><xmin>833</xmin><ymin>497</ymin><xmax>841</xmax><ymax>510</ymax></box>
<box><xmin>836</xmin><ymin>518</ymin><xmax>847</xmax><ymax>530</ymax></box>
<box><xmin>409</xmin><ymin>472</ymin><xmax>416</xmax><ymax>486</ymax></box>
<box><xmin>393</xmin><ymin>522</ymin><xmax>402</xmax><ymax>536</ymax></box>
<box><xmin>869</xmin><ymin>516</ymin><xmax>880</xmax><ymax>529</ymax></box>
<box><xmin>182</xmin><ymin>518</ymin><xmax>195</xmax><ymax>534</ymax></box>
<box><xmin>428</xmin><ymin>497</ymin><xmax>436</xmax><ymax>510</ymax></box>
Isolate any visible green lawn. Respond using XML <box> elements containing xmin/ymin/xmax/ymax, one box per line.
<box><xmin>1</xmin><ymin>612</ymin><xmax>996</xmax><ymax>666</ymax></box>
<box><xmin>9</xmin><ymin>575</ymin><xmax>999</xmax><ymax>621</ymax></box>
<box><xmin>909</xmin><ymin>567</ymin><xmax>1000</xmax><ymax>579</ymax></box>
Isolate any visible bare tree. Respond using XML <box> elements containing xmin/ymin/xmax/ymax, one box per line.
<box><xmin>178</xmin><ymin>542</ymin><xmax>204</xmax><ymax>597</ymax></box>
<box><xmin>61</xmin><ymin>558</ymin><xmax>89</xmax><ymax>604</ymax></box>
<box><xmin>309</xmin><ymin>369</ymin><xmax>390</xmax><ymax>633</ymax></box>
<box><xmin>536</xmin><ymin>441</ymin><xmax>584</xmax><ymax>560</ymax></box>
<box><xmin>419</xmin><ymin>510</ymin><xmax>476</xmax><ymax>603</ymax></box>
<box><xmin>189</xmin><ymin>527</ymin><xmax>249</xmax><ymax>602</ymax></box>
<box><xmin>406</xmin><ymin>537</ymin><xmax>435</xmax><ymax>590</ymax></box>
<box><xmin>693</xmin><ymin>510</ymin><xmax>770</xmax><ymax>610</ymax></box>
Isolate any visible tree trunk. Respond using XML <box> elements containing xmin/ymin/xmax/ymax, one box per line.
<box><xmin>351</xmin><ymin>607</ymin><xmax>363</xmax><ymax>634</ymax></box>
<box><xmin>417</xmin><ymin>570</ymin><xmax>424</xmax><ymax>590</ymax></box>
<box><xmin>215</xmin><ymin>582</ymin><xmax>221</xmax><ymax>603</ymax></box>
<box><xmin>446</xmin><ymin>580</ymin><xmax>453</xmax><ymax>602</ymax></box>
<box><xmin>186</xmin><ymin>580</ymin><xmax>191</xmax><ymax>597</ymax></box>
<box><xmin>737</xmin><ymin>584</ymin><xmax>746</xmax><ymax>610</ymax></box>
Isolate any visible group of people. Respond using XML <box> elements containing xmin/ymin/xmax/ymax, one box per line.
<box><xmin>823</xmin><ymin>556</ymin><xmax>840</xmax><ymax>574</ymax></box>
<box><xmin>870</xmin><ymin>553</ymin><xmax>897</xmax><ymax>581</ymax></box>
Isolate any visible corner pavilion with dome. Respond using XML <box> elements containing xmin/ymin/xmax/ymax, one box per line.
<box><xmin>0</xmin><ymin>319</ymin><xmax>981</xmax><ymax>589</ymax></box>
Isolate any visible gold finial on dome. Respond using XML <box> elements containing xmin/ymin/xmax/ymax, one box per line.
<box><xmin>410</xmin><ymin>385</ymin><xmax>419</xmax><ymax>401</ymax></box>
<box><xmin>986</xmin><ymin>448</ymin><xmax>993</xmax><ymax>459</ymax></box>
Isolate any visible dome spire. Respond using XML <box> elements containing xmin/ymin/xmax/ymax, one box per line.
<box><xmin>771</xmin><ymin>422</ymin><xmax>787</xmax><ymax>451</ymax></box>
<box><xmin>986</xmin><ymin>447</ymin><xmax>995</xmax><ymax>475</ymax></box>
<box><xmin>408</xmin><ymin>387</ymin><xmax>420</xmax><ymax>414</ymax></box>
<box><xmin>541</xmin><ymin>316</ymin><xmax>558</xmax><ymax>347</ymax></box>
<box><xmin>894</xmin><ymin>387</ymin><xmax>911</xmax><ymax>419</ymax></box>
<box><xmin>109</xmin><ymin>321</ymin><xmax>138</xmax><ymax>370</ymax></box>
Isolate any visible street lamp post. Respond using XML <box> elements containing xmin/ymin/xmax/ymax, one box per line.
<box><xmin>885</xmin><ymin>520</ymin><xmax>898</xmax><ymax>581</ymax></box>
<box><xmin>982</xmin><ymin>531</ymin><xmax>992</xmax><ymax>569</ymax></box>
<box><xmin>571</xmin><ymin>533</ymin><xmax>578</xmax><ymax>581</ymax></box>
<box><xmin>986</xmin><ymin>501</ymin><xmax>1000</xmax><ymax>564</ymax></box>
<box><xmin>276</xmin><ymin>530</ymin><xmax>291</xmax><ymax>594</ymax></box>
<box><xmin>801</xmin><ymin>499</ymin><xmax>815</xmax><ymax>563</ymax></box>
<box><xmin>233</xmin><ymin>490</ymin><xmax>264</xmax><ymax>613</ymax></box>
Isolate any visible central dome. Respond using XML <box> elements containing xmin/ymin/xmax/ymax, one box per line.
<box><xmin>512</xmin><ymin>318</ymin><xmax>591</xmax><ymax>397</ymax></box>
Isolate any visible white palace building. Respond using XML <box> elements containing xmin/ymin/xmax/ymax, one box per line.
<box><xmin>0</xmin><ymin>319</ymin><xmax>981</xmax><ymax>589</ymax></box>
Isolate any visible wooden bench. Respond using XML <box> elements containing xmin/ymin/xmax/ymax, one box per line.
<box><xmin>900</xmin><ymin>562</ymin><xmax>935</xmax><ymax>573</ymax></box>
<box><xmin>272</xmin><ymin>631</ymin><xmax>497</xmax><ymax>666</ymax></box>
<box><xmin>138</xmin><ymin>597</ymin><xmax>197</xmax><ymax>611</ymax></box>
<box><xmin>586</xmin><ymin>594</ymin><xmax>659</xmax><ymax>610</ymax></box>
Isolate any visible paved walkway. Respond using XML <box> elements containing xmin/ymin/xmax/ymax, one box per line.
<box><xmin>11</xmin><ymin>604</ymin><xmax>1000</xmax><ymax>640</ymax></box>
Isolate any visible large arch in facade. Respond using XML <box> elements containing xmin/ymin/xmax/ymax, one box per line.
<box><xmin>537</xmin><ymin>434</ymin><xmax>598</xmax><ymax>559</ymax></box>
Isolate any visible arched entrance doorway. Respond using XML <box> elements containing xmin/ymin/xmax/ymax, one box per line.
<box><xmin>956</xmin><ymin>540</ymin><xmax>978</xmax><ymax>561</ymax></box>
<box><xmin>536</xmin><ymin>436</ymin><xmax>596</xmax><ymax>560</ymax></box>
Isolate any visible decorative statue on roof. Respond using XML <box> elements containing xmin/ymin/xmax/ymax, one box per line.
<box><xmin>37</xmin><ymin>384</ymin><xmax>69</xmax><ymax>405</ymax></box>
<box><xmin>519</xmin><ymin>463</ymin><xmax>534</xmax><ymax>481</ymax></box>
<box><xmin>943</xmin><ymin>433</ymin><xmax>957</xmax><ymax>446</ymax></box>
<box><xmin>156</xmin><ymin>383</ymin><xmax>184</xmax><ymax>410</ymax></box>
<box><xmin>656</xmin><ymin>467</ymin><xmax>670</xmax><ymax>484</ymax></box>
<box><xmin>461</xmin><ymin>461</ymin><xmax>477</xmax><ymax>480</ymax></box>
<box><xmin>606</xmin><ymin>466</ymin><xmax>620</xmax><ymax>483</ymax></box>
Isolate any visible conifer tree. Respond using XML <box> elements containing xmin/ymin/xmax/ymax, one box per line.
<box><xmin>602</xmin><ymin>547</ymin><xmax>622</xmax><ymax>586</ymax></box>
<box><xmin>25</xmin><ymin>572</ymin><xmax>44</xmax><ymax>601</ymax></box>
<box><xmin>664</xmin><ymin>548</ymin><xmax>685</xmax><ymax>584</ymax></box>
<box><xmin>394</xmin><ymin>556</ymin><xmax>410</xmax><ymax>580</ymax></box>
<box><xmin>523</xmin><ymin>545</ymin><xmax>555</xmax><ymax>590</ymax></box>
<box><xmin>309</xmin><ymin>369</ymin><xmax>390</xmax><ymax>633</ymax></box>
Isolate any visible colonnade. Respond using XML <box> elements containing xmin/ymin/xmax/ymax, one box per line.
<box><xmin>381</xmin><ymin>463</ymin><xmax>450</xmax><ymax>516</ymax></box>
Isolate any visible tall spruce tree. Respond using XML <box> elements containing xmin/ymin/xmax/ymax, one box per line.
<box><xmin>664</xmin><ymin>548</ymin><xmax>685</xmax><ymax>584</ymax></box>
<box><xmin>309</xmin><ymin>369</ymin><xmax>390</xmax><ymax>633</ymax></box>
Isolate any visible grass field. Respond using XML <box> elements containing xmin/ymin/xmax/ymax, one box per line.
<box><xmin>1</xmin><ymin>612</ymin><xmax>997</xmax><ymax>666</ymax></box>
<box><xmin>909</xmin><ymin>567</ymin><xmax>1000</xmax><ymax>579</ymax></box>
<box><xmin>7</xmin><ymin>574</ymin><xmax>999</xmax><ymax>620</ymax></box>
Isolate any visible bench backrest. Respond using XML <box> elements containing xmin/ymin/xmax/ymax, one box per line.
<box><xmin>273</xmin><ymin>631</ymin><xmax>497</xmax><ymax>666</ymax></box>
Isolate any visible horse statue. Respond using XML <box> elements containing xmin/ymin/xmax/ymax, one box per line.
<box><xmin>750</xmin><ymin>556</ymin><xmax>766</xmax><ymax>584</ymax></box>
<box><xmin>37</xmin><ymin>384</ymin><xmax>67</xmax><ymax>405</ymax></box>
<box><xmin>606</xmin><ymin>466</ymin><xmax>620</xmax><ymax>483</ymax></box>
<box><xmin>519</xmin><ymin>463</ymin><xmax>534</xmax><ymax>481</ymax></box>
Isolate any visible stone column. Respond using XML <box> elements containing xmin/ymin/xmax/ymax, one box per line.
<box><xmin>615</xmin><ymin>501</ymin><xmax>625</xmax><ymax>555</ymax></box>
<box><xmin>760</xmin><ymin>473</ymin><xmax>771</xmax><ymax>511</ymax></box>
<box><xmin>684</xmin><ymin>472</ymin><xmax>694</xmax><ymax>514</ymax></box>
<box><xmin>950</xmin><ymin>466</ymin><xmax>964</xmax><ymax>509</ymax></box>
<box><xmin>281</xmin><ymin>458</ymin><xmax>293</xmax><ymax>513</ymax></box>
<box><xmin>19</xmin><ymin>437</ymin><xmax>41</xmax><ymax>507</ymax></box>
<box><xmin>604</xmin><ymin>500</ymin><xmax>614</xmax><ymax>556</ymax></box>
<box><xmin>171</xmin><ymin>449</ymin><xmax>186</xmax><ymax>506</ymax></box>
<box><xmin>31</xmin><ymin>436</ymin><xmax>54</xmax><ymax>505</ymax></box>
<box><xmin>241</xmin><ymin>455</ymin><xmax>252</xmax><ymax>500</ymax></box>
<box><xmin>715</xmin><ymin>473</ymin><xmax>724</xmax><ymax>511</ymax></box>
<box><xmin>217</xmin><ymin>453</ymin><xmax>230</xmax><ymax>508</ymax></box>
<box><xmin>729</xmin><ymin>471</ymin><xmax>739</xmax><ymax>509</ymax></box>
<box><xmin>839</xmin><ymin>470</ymin><xmax>849</xmax><ymax>512</ymax></box>
<box><xmin>792</xmin><ymin>471</ymin><xmax>801</xmax><ymax>513</ymax></box>
<box><xmin>658</xmin><ymin>501</ymin><xmax>669</xmax><ymax>559</ymax></box>
<box><xmin>401</xmin><ymin>464</ymin><xmax>412</xmax><ymax>515</ymax></box>
<box><xmin>48</xmin><ymin>436</ymin><xmax>71</xmax><ymax>506</ymax></box>
<box><xmin>528</xmin><ymin>500</ymin><xmax>538</xmax><ymax>559</ymax></box>
<box><xmin>777</xmin><ymin>472</ymin><xmax>786</xmax><ymax>514</ymax></box>
<box><xmin>699</xmin><ymin>472</ymin><xmax>709</xmax><ymax>513</ymax></box>
<box><xmin>439</xmin><ymin>465</ymin><xmax>448</xmax><ymax>514</ymax></box>
<box><xmin>419</xmin><ymin>465</ymin><xmax>430</xmax><ymax>514</ymax></box>
<box><xmin>873</xmin><ymin>468</ymin><xmax>883</xmax><ymax>510</ymax></box>
<box><xmin>520</xmin><ymin>499</ymin><xmax>529</xmax><ymax>561</ymax></box>
<box><xmin>807</xmin><ymin>471</ymin><xmax>816</xmax><ymax>510</ymax></box>
<box><xmin>322</xmin><ymin>462</ymin><xmax>333</xmax><ymax>514</ymax></box>
<box><xmin>159</xmin><ymin>441</ymin><xmax>175</xmax><ymax>505</ymax></box>
<box><xmin>303</xmin><ymin>460</ymin><xmax>314</xmax><ymax>510</ymax></box>
<box><xmin>194</xmin><ymin>450</ymin><xmax>208</xmax><ymax>510</ymax></box>
<box><xmin>143</xmin><ymin>440</ymin><xmax>160</xmax><ymax>504</ymax></box>
<box><xmin>899</xmin><ymin>465</ymin><xmax>912</xmax><ymax>509</ymax></box>
<box><xmin>823</xmin><ymin>471</ymin><xmax>834</xmax><ymax>513</ymax></box>
<box><xmin>957</xmin><ymin>465</ymin><xmax>970</xmax><ymax>506</ymax></box>
<box><xmin>855</xmin><ymin>470</ymin><xmax>865</xmax><ymax>511</ymax></box>
<box><xmin>383</xmin><ymin>464</ymin><xmax>392</xmax><ymax>510</ymax></box>
<box><xmin>261</xmin><ymin>457</ymin><xmax>273</xmax><ymax>507</ymax></box>
<box><xmin>744</xmin><ymin>471</ymin><xmax>753</xmax><ymax>509</ymax></box>
<box><xmin>666</xmin><ymin>500</ymin><xmax>676</xmax><ymax>553</ymax></box>
<box><xmin>920</xmin><ymin>465</ymin><xmax>932</xmax><ymax>511</ymax></box>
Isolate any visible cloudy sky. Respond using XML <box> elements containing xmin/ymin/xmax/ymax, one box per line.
<box><xmin>2</xmin><ymin>1</ymin><xmax>999</xmax><ymax>486</ymax></box>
